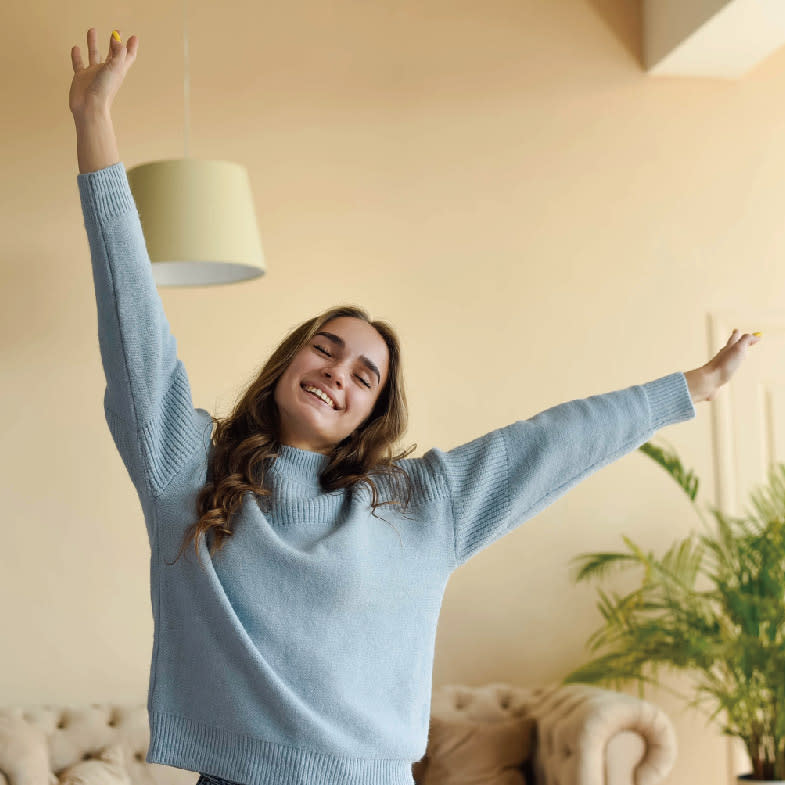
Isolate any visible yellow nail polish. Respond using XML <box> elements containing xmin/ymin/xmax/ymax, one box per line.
<box><xmin>112</xmin><ymin>30</ymin><xmax>121</xmax><ymax>42</ymax></box>
<box><xmin>753</xmin><ymin>332</ymin><xmax>762</xmax><ymax>337</ymax></box>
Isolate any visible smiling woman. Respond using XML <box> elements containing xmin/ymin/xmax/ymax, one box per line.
<box><xmin>73</xmin><ymin>26</ymin><xmax>759</xmax><ymax>785</ymax></box>
<box><xmin>167</xmin><ymin>304</ymin><xmax>418</xmax><ymax>567</ymax></box>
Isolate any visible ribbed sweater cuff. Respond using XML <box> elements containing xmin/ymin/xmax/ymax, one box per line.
<box><xmin>77</xmin><ymin>162</ymin><xmax>135</xmax><ymax>222</ymax></box>
<box><xmin>644</xmin><ymin>371</ymin><xmax>696</xmax><ymax>430</ymax></box>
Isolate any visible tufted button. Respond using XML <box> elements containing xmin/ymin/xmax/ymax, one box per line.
<box><xmin>135</xmin><ymin>752</ymin><xmax>144</xmax><ymax>762</ymax></box>
<box><xmin>56</xmin><ymin>717</ymin><xmax>66</xmax><ymax>730</ymax></box>
<box><xmin>82</xmin><ymin>753</ymin><xmax>92</xmax><ymax>761</ymax></box>
<box><xmin>455</xmin><ymin>691</ymin><xmax>472</xmax><ymax>710</ymax></box>
<box><xmin>500</xmin><ymin>695</ymin><xmax>511</xmax><ymax>709</ymax></box>
<box><xmin>562</xmin><ymin>745</ymin><xmax>573</xmax><ymax>758</ymax></box>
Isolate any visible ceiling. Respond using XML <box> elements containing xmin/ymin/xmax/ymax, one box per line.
<box><xmin>643</xmin><ymin>0</ymin><xmax>785</xmax><ymax>78</ymax></box>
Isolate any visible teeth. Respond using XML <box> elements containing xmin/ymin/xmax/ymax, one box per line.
<box><xmin>303</xmin><ymin>385</ymin><xmax>335</xmax><ymax>408</ymax></box>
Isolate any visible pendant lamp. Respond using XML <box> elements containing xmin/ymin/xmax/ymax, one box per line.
<box><xmin>125</xmin><ymin>0</ymin><xmax>265</xmax><ymax>286</ymax></box>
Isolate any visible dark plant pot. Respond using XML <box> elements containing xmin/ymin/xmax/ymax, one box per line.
<box><xmin>738</xmin><ymin>775</ymin><xmax>785</xmax><ymax>783</ymax></box>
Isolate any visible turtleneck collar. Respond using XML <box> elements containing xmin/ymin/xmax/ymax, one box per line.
<box><xmin>267</xmin><ymin>444</ymin><xmax>332</xmax><ymax>491</ymax></box>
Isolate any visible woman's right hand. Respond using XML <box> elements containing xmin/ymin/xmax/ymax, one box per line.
<box><xmin>70</xmin><ymin>27</ymin><xmax>139</xmax><ymax>120</ymax></box>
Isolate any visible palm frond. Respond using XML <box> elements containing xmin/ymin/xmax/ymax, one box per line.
<box><xmin>742</xmin><ymin>462</ymin><xmax>785</xmax><ymax>534</ymax></box>
<box><xmin>638</xmin><ymin>439</ymin><xmax>700</xmax><ymax>502</ymax></box>
<box><xmin>570</xmin><ymin>551</ymin><xmax>641</xmax><ymax>583</ymax></box>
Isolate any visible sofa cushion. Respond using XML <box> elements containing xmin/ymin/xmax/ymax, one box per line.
<box><xmin>421</xmin><ymin>713</ymin><xmax>536</xmax><ymax>785</ymax></box>
<box><xmin>57</xmin><ymin>743</ymin><xmax>131</xmax><ymax>785</ymax></box>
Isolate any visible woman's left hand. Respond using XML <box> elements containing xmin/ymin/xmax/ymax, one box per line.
<box><xmin>702</xmin><ymin>329</ymin><xmax>763</xmax><ymax>402</ymax></box>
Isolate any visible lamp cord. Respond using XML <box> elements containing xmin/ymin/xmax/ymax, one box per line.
<box><xmin>183</xmin><ymin>0</ymin><xmax>190</xmax><ymax>159</ymax></box>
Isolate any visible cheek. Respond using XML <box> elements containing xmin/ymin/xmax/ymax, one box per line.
<box><xmin>276</xmin><ymin>365</ymin><xmax>299</xmax><ymax>401</ymax></box>
<box><xmin>282</xmin><ymin>355</ymin><xmax>310</xmax><ymax>385</ymax></box>
<box><xmin>359</xmin><ymin>391</ymin><xmax>380</xmax><ymax>418</ymax></box>
<box><xmin>290</xmin><ymin>352</ymin><xmax>318</xmax><ymax>376</ymax></box>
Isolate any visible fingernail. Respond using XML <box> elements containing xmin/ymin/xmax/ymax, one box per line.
<box><xmin>112</xmin><ymin>30</ymin><xmax>121</xmax><ymax>42</ymax></box>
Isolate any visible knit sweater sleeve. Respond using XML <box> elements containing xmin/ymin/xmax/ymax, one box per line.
<box><xmin>77</xmin><ymin>162</ymin><xmax>205</xmax><ymax>505</ymax></box>
<box><xmin>425</xmin><ymin>371</ymin><xmax>696</xmax><ymax>568</ymax></box>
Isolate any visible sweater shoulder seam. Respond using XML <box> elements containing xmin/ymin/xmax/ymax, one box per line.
<box><xmin>420</xmin><ymin>450</ymin><xmax>459</xmax><ymax>568</ymax></box>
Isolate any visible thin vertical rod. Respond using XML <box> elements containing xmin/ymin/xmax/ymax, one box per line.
<box><xmin>183</xmin><ymin>0</ymin><xmax>190</xmax><ymax>158</ymax></box>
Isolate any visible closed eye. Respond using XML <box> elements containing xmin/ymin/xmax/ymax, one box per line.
<box><xmin>314</xmin><ymin>344</ymin><xmax>372</xmax><ymax>388</ymax></box>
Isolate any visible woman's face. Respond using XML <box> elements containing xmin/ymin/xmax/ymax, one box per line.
<box><xmin>273</xmin><ymin>317</ymin><xmax>391</xmax><ymax>455</ymax></box>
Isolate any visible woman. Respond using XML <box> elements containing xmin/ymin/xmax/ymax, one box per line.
<box><xmin>70</xmin><ymin>28</ymin><xmax>761</xmax><ymax>785</ymax></box>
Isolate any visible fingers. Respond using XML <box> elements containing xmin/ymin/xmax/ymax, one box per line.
<box><xmin>72</xmin><ymin>28</ymin><xmax>100</xmax><ymax>70</ymax></box>
<box><xmin>73</xmin><ymin>28</ymin><xmax>137</xmax><ymax>72</ymax></box>
<box><xmin>107</xmin><ymin>30</ymin><xmax>118</xmax><ymax>62</ymax></box>
<box><xmin>728</xmin><ymin>331</ymin><xmax>762</xmax><ymax>352</ymax></box>
<box><xmin>87</xmin><ymin>27</ymin><xmax>99</xmax><ymax>66</ymax></box>
<box><xmin>713</xmin><ymin>329</ymin><xmax>760</xmax><ymax>368</ymax></box>
<box><xmin>71</xmin><ymin>45</ymin><xmax>83</xmax><ymax>72</ymax></box>
<box><xmin>724</xmin><ymin>328</ymin><xmax>761</xmax><ymax>348</ymax></box>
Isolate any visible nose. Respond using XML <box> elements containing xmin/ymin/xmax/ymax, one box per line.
<box><xmin>323</xmin><ymin>364</ymin><xmax>345</xmax><ymax>388</ymax></box>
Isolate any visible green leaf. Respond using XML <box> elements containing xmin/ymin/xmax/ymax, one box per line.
<box><xmin>638</xmin><ymin>439</ymin><xmax>700</xmax><ymax>501</ymax></box>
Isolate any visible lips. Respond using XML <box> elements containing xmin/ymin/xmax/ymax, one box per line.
<box><xmin>301</xmin><ymin>383</ymin><xmax>340</xmax><ymax>410</ymax></box>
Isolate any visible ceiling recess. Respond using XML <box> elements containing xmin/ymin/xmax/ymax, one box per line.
<box><xmin>643</xmin><ymin>0</ymin><xmax>785</xmax><ymax>78</ymax></box>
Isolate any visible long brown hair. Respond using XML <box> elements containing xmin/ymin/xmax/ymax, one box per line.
<box><xmin>165</xmin><ymin>304</ymin><xmax>417</xmax><ymax>568</ymax></box>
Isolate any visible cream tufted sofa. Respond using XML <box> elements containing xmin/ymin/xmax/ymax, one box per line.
<box><xmin>0</xmin><ymin>683</ymin><xmax>676</xmax><ymax>785</ymax></box>
<box><xmin>414</xmin><ymin>682</ymin><xmax>677</xmax><ymax>785</ymax></box>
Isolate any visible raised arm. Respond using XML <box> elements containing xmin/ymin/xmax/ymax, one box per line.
<box><xmin>71</xmin><ymin>29</ymin><xmax>208</xmax><ymax>514</ymax></box>
<box><xmin>426</xmin><ymin>371</ymin><xmax>697</xmax><ymax>568</ymax></box>
<box><xmin>426</xmin><ymin>327</ymin><xmax>762</xmax><ymax>570</ymax></box>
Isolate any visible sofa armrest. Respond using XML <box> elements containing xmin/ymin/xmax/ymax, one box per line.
<box><xmin>528</xmin><ymin>684</ymin><xmax>677</xmax><ymax>785</ymax></box>
<box><xmin>0</xmin><ymin>715</ymin><xmax>57</xmax><ymax>785</ymax></box>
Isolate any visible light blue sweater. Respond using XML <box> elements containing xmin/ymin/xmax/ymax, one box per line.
<box><xmin>77</xmin><ymin>162</ymin><xmax>696</xmax><ymax>785</ymax></box>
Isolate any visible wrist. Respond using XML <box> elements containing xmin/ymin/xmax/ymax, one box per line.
<box><xmin>684</xmin><ymin>366</ymin><xmax>718</xmax><ymax>404</ymax></box>
<box><xmin>74</xmin><ymin>106</ymin><xmax>119</xmax><ymax>174</ymax></box>
<box><xmin>72</xmin><ymin>102</ymin><xmax>113</xmax><ymax>128</ymax></box>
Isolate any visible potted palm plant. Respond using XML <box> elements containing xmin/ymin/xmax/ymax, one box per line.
<box><xmin>565</xmin><ymin>439</ymin><xmax>785</xmax><ymax>782</ymax></box>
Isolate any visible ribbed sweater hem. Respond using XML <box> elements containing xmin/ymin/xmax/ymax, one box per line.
<box><xmin>146</xmin><ymin>711</ymin><xmax>415</xmax><ymax>785</ymax></box>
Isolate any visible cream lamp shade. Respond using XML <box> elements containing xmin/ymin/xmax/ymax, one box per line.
<box><xmin>125</xmin><ymin>158</ymin><xmax>266</xmax><ymax>287</ymax></box>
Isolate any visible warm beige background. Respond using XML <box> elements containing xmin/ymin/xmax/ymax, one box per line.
<box><xmin>2</xmin><ymin>1</ymin><xmax>784</xmax><ymax>783</ymax></box>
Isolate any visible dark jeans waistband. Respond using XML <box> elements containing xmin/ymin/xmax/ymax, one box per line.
<box><xmin>197</xmin><ymin>774</ymin><xmax>247</xmax><ymax>785</ymax></box>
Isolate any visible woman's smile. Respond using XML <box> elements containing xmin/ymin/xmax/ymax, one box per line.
<box><xmin>301</xmin><ymin>384</ymin><xmax>337</xmax><ymax>410</ymax></box>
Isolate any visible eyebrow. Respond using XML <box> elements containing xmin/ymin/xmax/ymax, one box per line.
<box><xmin>314</xmin><ymin>331</ymin><xmax>382</xmax><ymax>384</ymax></box>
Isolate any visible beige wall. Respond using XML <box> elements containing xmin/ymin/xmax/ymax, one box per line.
<box><xmin>3</xmin><ymin>1</ymin><xmax>784</xmax><ymax>783</ymax></box>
